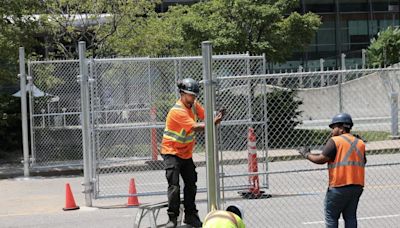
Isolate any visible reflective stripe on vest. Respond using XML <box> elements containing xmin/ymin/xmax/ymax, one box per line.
<box><xmin>328</xmin><ymin>135</ymin><xmax>366</xmax><ymax>169</ymax></box>
<box><xmin>163</xmin><ymin>129</ymin><xmax>194</xmax><ymax>144</ymax></box>
<box><xmin>204</xmin><ymin>211</ymin><xmax>239</xmax><ymax>227</ymax></box>
<box><xmin>163</xmin><ymin>104</ymin><xmax>196</xmax><ymax>144</ymax></box>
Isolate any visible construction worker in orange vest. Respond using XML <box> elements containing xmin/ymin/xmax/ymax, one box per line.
<box><xmin>203</xmin><ymin>205</ymin><xmax>246</xmax><ymax>228</ymax></box>
<box><xmin>298</xmin><ymin>113</ymin><xmax>366</xmax><ymax>228</ymax></box>
<box><xmin>161</xmin><ymin>78</ymin><xmax>225</xmax><ymax>228</ymax></box>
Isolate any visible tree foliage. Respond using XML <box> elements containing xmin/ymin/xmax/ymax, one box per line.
<box><xmin>0</xmin><ymin>0</ymin><xmax>42</xmax><ymax>85</ymax></box>
<box><xmin>144</xmin><ymin>0</ymin><xmax>321</xmax><ymax>60</ymax></box>
<box><xmin>367</xmin><ymin>26</ymin><xmax>400</xmax><ymax>67</ymax></box>
<box><xmin>37</xmin><ymin>0</ymin><xmax>159</xmax><ymax>58</ymax></box>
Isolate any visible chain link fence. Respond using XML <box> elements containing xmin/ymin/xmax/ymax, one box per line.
<box><xmin>90</xmin><ymin>55</ymin><xmax>264</xmax><ymax>198</ymax></box>
<box><xmin>28</xmin><ymin>60</ymin><xmax>82</xmax><ymax>167</ymax></box>
<box><xmin>26</xmin><ymin>51</ymin><xmax>400</xmax><ymax>227</ymax></box>
<box><xmin>216</xmin><ymin>66</ymin><xmax>400</xmax><ymax>227</ymax></box>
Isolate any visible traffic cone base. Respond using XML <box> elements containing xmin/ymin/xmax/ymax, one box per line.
<box><xmin>63</xmin><ymin>183</ymin><xmax>80</xmax><ymax>211</ymax></box>
<box><xmin>127</xmin><ymin>178</ymin><xmax>140</xmax><ymax>207</ymax></box>
<box><xmin>239</xmin><ymin>190</ymin><xmax>271</xmax><ymax>199</ymax></box>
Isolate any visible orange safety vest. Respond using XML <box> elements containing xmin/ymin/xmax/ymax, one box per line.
<box><xmin>328</xmin><ymin>134</ymin><xmax>366</xmax><ymax>187</ymax></box>
<box><xmin>161</xmin><ymin>100</ymin><xmax>204</xmax><ymax>159</ymax></box>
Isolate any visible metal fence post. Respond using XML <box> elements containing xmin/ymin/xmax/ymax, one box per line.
<box><xmin>262</xmin><ymin>53</ymin><xmax>269</xmax><ymax>189</ymax></box>
<box><xmin>362</xmin><ymin>49</ymin><xmax>366</xmax><ymax>69</ymax></box>
<box><xmin>390</xmin><ymin>92</ymin><xmax>399</xmax><ymax>138</ymax></box>
<box><xmin>202</xmin><ymin>41</ymin><xmax>219</xmax><ymax>212</ymax></box>
<box><xmin>19</xmin><ymin>47</ymin><xmax>30</xmax><ymax>177</ymax></box>
<box><xmin>339</xmin><ymin>54</ymin><xmax>346</xmax><ymax>112</ymax></box>
<box><xmin>298</xmin><ymin>66</ymin><xmax>304</xmax><ymax>87</ymax></box>
<box><xmin>320</xmin><ymin>58</ymin><xmax>325</xmax><ymax>87</ymax></box>
<box><xmin>78</xmin><ymin>41</ymin><xmax>93</xmax><ymax>206</ymax></box>
<box><xmin>27</xmin><ymin>62</ymin><xmax>36</xmax><ymax>165</ymax></box>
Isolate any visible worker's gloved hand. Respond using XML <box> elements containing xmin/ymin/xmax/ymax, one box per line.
<box><xmin>298</xmin><ymin>147</ymin><xmax>310</xmax><ymax>159</ymax></box>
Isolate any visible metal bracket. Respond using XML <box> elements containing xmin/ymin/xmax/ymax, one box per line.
<box><xmin>81</xmin><ymin>181</ymin><xmax>93</xmax><ymax>194</ymax></box>
<box><xmin>201</xmin><ymin>79</ymin><xmax>218</xmax><ymax>86</ymax></box>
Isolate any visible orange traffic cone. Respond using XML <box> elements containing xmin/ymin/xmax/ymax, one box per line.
<box><xmin>63</xmin><ymin>183</ymin><xmax>80</xmax><ymax>211</ymax></box>
<box><xmin>238</xmin><ymin>127</ymin><xmax>271</xmax><ymax>199</ymax></box>
<box><xmin>127</xmin><ymin>178</ymin><xmax>140</xmax><ymax>206</ymax></box>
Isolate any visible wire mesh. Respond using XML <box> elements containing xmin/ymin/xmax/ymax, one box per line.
<box><xmin>29</xmin><ymin>60</ymin><xmax>82</xmax><ymax>167</ymax></box>
<box><xmin>27</xmin><ymin>55</ymin><xmax>400</xmax><ymax>227</ymax></box>
<box><xmin>217</xmin><ymin>66</ymin><xmax>400</xmax><ymax>227</ymax></box>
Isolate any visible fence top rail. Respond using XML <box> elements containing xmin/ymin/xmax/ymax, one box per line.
<box><xmin>93</xmin><ymin>54</ymin><xmax>263</xmax><ymax>62</ymax></box>
<box><xmin>218</xmin><ymin>67</ymin><xmax>400</xmax><ymax>80</ymax></box>
<box><xmin>29</xmin><ymin>59</ymin><xmax>79</xmax><ymax>64</ymax></box>
<box><xmin>28</xmin><ymin>54</ymin><xmax>264</xmax><ymax>64</ymax></box>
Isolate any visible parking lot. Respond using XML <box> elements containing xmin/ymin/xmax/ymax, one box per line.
<box><xmin>1</xmin><ymin>152</ymin><xmax>399</xmax><ymax>228</ymax></box>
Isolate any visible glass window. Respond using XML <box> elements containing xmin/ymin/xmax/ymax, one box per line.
<box><xmin>339</xmin><ymin>0</ymin><xmax>369</xmax><ymax>12</ymax></box>
<box><xmin>348</xmin><ymin>20</ymin><xmax>368</xmax><ymax>35</ymax></box>
<box><xmin>304</xmin><ymin>0</ymin><xmax>335</xmax><ymax>12</ymax></box>
<box><xmin>371</xmin><ymin>0</ymin><xmax>392</xmax><ymax>11</ymax></box>
<box><xmin>317</xmin><ymin>44</ymin><xmax>336</xmax><ymax>52</ymax></box>
<box><xmin>317</xmin><ymin>28</ymin><xmax>336</xmax><ymax>44</ymax></box>
<box><xmin>341</xmin><ymin>28</ymin><xmax>350</xmax><ymax>44</ymax></box>
<box><xmin>369</xmin><ymin>20</ymin><xmax>379</xmax><ymax>36</ymax></box>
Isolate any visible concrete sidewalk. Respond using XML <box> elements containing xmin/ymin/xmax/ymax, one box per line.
<box><xmin>1</xmin><ymin>139</ymin><xmax>399</xmax><ymax>179</ymax></box>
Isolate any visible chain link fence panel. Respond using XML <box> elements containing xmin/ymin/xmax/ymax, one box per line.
<box><xmin>216</xmin><ymin>67</ymin><xmax>400</xmax><ymax>227</ymax></box>
<box><xmin>28</xmin><ymin>60</ymin><xmax>82</xmax><ymax>167</ymax></box>
<box><xmin>90</xmin><ymin>55</ymin><xmax>264</xmax><ymax>198</ymax></box>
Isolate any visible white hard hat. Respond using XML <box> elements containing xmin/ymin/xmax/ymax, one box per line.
<box><xmin>226</xmin><ymin>204</ymin><xmax>244</xmax><ymax>219</ymax></box>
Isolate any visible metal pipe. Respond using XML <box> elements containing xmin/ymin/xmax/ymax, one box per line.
<box><xmin>78</xmin><ymin>41</ymin><xmax>93</xmax><ymax>206</ymax></box>
<box><xmin>27</xmin><ymin>61</ymin><xmax>36</xmax><ymax>165</ymax></box>
<box><xmin>202</xmin><ymin>41</ymin><xmax>219</xmax><ymax>211</ymax></box>
<box><xmin>261</xmin><ymin>53</ymin><xmax>269</xmax><ymax>189</ymax></box>
<box><xmin>19</xmin><ymin>47</ymin><xmax>30</xmax><ymax>177</ymax></box>
<box><xmin>390</xmin><ymin>92</ymin><xmax>399</xmax><ymax>138</ymax></box>
<box><xmin>339</xmin><ymin>53</ymin><xmax>345</xmax><ymax>112</ymax></box>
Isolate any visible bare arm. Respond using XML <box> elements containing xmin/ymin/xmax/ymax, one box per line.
<box><xmin>192</xmin><ymin>111</ymin><xmax>224</xmax><ymax>132</ymax></box>
<box><xmin>299</xmin><ymin>139</ymin><xmax>335</xmax><ymax>164</ymax></box>
<box><xmin>306</xmin><ymin>153</ymin><xmax>331</xmax><ymax>164</ymax></box>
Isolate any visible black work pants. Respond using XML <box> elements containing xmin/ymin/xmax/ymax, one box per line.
<box><xmin>163</xmin><ymin>154</ymin><xmax>198</xmax><ymax>217</ymax></box>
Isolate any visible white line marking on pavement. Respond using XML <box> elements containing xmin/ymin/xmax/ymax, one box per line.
<box><xmin>303</xmin><ymin>214</ymin><xmax>400</xmax><ymax>225</ymax></box>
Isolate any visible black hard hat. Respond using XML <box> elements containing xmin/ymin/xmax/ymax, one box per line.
<box><xmin>329</xmin><ymin>113</ymin><xmax>353</xmax><ymax>129</ymax></box>
<box><xmin>178</xmin><ymin>78</ymin><xmax>199</xmax><ymax>95</ymax></box>
<box><xmin>226</xmin><ymin>205</ymin><xmax>244</xmax><ymax>219</ymax></box>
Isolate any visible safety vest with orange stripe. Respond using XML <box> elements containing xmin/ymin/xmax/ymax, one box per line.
<box><xmin>203</xmin><ymin>210</ymin><xmax>245</xmax><ymax>228</ymax></box>
<box><xmin>161</xmin><ymin>100</ymin><xmax>204</xmax><ymax>159</ymax></box>
<box><xmin>328</xmin><ymin>134</ymin><xmax>366</xmax><ymax>187</ymax></box>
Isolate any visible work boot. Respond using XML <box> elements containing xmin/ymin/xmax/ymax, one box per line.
<box><xmin>166</xmin><ymin>213</ymin><xmax>178</xmax><ymax>228</ymax></box>
<box><xmin>184</xmin><ymin>213</ymin><xmax>202</xmax><ymax>227</ymax></box>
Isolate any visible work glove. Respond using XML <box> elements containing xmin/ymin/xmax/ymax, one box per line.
<box><xmin>298</xmin><ymin>147</ymin><xmax>310</xmax><ymax>159</ymax></box>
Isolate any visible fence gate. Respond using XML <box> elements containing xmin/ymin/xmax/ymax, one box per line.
<box><xmin>89</xmin><ymin>55</ymin><xmax>266</xmax><ymax>199</ymax></box>
<box><xmin>28</xmin><ymin>60</ymin><xmax>82</xmax><ymax>168</ymax></box>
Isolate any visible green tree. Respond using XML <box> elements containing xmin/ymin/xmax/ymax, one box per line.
<box><xmin>0</xmin><ymin>1</ymin><xmax>42</xmax><ymax>159</ymax></box>
<box><xmin>367</xmin><ymin>26</ymin><xmax>400</xmax><ymax>67</ymax></box>
<box><xmin>37</xmin><ymin>0</ymin><xmax>159</xmax><ymax>58</ymax></box>
<box><xmin>0</xmin><ymin>1</ymin><xmax>42</xmax><ymax>86</ymax></box>
<box><xmin>136</xmin><ymin>0</ymin><xmax>320</xmax><ymax>60</ymax></box>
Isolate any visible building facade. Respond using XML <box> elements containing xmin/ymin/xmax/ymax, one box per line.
<box><xmin>162</xmin><ymin>0</ymin><xmax>400</xmax><ymax>70</ymax></box>
<box><xmin>280</xmin><ymin>0</ymin><xmax>400</xmax><ymax>70</ymax></box>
